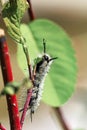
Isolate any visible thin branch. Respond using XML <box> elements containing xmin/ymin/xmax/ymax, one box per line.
<box><xmin>22</xmin><ymin>45</ymin><xmax>32</xmax><ymax>80</ymax></box>
<box><xmin>55</xmin><ymin>108</ymin><xmax>71</xmax><ymax>130</ymax></box>
<box><xmin>0</xmin><ymin>123</ymin><xmax>6</xmax><ymax>130</ymax></box>
<box><xmin>20</xmin><ymin>38</ymin><xmax>34</xmax><ymax>128</ymax></box>
<box><xmin>20</xmin><ymin>89</ymin><xmax>32</xmax><ymax>128</ymax></box>
<box><xmin>27</xmin><ymin>0</ymin><xmax>35</xmax><ymax>21</ymax></box>
<box><xmin>0</xmin><ymin>29</ymin><xmax>21</xmax><ymax>130</ymax></box>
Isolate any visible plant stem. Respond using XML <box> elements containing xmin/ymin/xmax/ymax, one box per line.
<box><xmin>0</xmin><ymin>123</ymin><xmax>6</xmax><ymax>130</ymax></box>
<box><xmin>20</xmin><ymin>38</ymin><xmax>34</xmax><ymax>128</ymax></box>
<box><xmin>21</xmin><ymin>38</ymin><xmax>33</xmax><ymax>80</ymax></box>
<box><xmin>19</xmin><ymin>0</ymin><xmax>35</xmax><ymax>127</ymax></box>
<box><xmin>20</xmin><ymin>89</ymin><xmax>32</xmax><ymax>128</ymax></box>
<box><xmin>27</xmin><ymin>0</ymin><xmax>35</xmax><ymax>21</ymax></box>
<box><xmin>0</xmin><ymin>29</ymin><xmax>21</xmax><ymax>130</ymax></box>
<box><xmin>55</xmin><ymin>108</ymin><xmax>71</xmax><ymax>130</ymax></box>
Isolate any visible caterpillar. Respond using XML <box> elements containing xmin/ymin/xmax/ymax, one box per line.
<box><xmin>19</xmin><ymin>39</ymin><xmax>57</xmax><ymax>121</ymax></box>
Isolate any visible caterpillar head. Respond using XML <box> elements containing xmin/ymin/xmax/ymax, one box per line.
<box><xmin>34</xmin><ymin>39</ymin><xmax>57</xmax><ymax>66</ymax></box>
<box><xmin>43</xmin><ymin>39</ymin><xmax>57</xmax><ymax>63</ymax></box>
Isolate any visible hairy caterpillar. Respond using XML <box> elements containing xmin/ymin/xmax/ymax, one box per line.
<box><xmin>19</xmin><ymin>39</ymin><xmax>57</xmax><ymax>121</ymax></box>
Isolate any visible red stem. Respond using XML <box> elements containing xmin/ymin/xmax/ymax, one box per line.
<box><xmin>55</xmin><ymin>108</ymin><xmax>71</xmax><ymax>130</ymax></box>
<box><xmin>0</xmin><ymin>123</ymin><xmax>6</xmax><ymax>130</ymax></box>
<box><xmin>20</xmin><ymin>89</ymin><xmax>32</xmax><ymax>128</ymax></box>
<box><xmin>20</xmin><ymin>0</ymin><xmax>36</xmax><ymax>124</ymax></box>
<box><xmin>0</xmin><ymin>30</ymin><xmax>21</xmax><ymax>130</ymax></box>
<box><xmin>27</xmin><ymin>0</ymin><xmax>35</xmax><ymax>21</ymax></box>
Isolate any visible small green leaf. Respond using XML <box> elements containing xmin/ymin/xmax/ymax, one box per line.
<box><xmin>0</xmin><ymin>78</ymin><xmax>31</xmax><ymax>96</ymax></box>
<box><xmin>0</xmin><ymin>82</ymin><xmax>21</xmax><ymax>96</ymax></box>
<box><xmin>2</xmin><ymin>0</ymin><xmax>28</xmax><ymax>44</ymax></box>
<box><xmin>17</xmin><ymin>19</ymin><xmax>78</xmax><ymax>107</ymax></box>
<box><xmin>1</xmin><ymin>85</ymin><xmax>15</xmax><ymax>95</ymax></box>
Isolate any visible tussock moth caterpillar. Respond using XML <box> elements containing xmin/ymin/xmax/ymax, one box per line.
<box><xmin>19</xmin><ymin>39</ymin><xmax>57</xmax><ymax>121</ymax></box>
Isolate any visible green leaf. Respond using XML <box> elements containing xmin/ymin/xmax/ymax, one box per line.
<box><xmin>2</xmin><ymin>0</ymin><xmax>28</xmax><ymax>43</ymax></box>
<box><xmin>0</xmin><ymin>82</ymin><xmax>21</xmax><ymax>96</ymax></box>
<box><xmin>0</xmin><ymin>78</ymin><xmax>31</xmax><ymax>96</ymax></box>
<box><xmin>17</xmin><ymin>19</ymin><xmax>78</xmax><ymax>107</ymax></box>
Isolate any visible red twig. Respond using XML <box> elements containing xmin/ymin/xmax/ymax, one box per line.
<box><xmin>0</xmin><ymin>123</ymin><xmax>6</xmax><ymax>130</ymax></box>
<box><xmin>20</xmin><ymin>35</ymin><xmax>33</xmax><ymax>127</ymax></box>
<box><xmin>20</xmin><ymin>89</ymin><xmax>32</xmax><ymax>128</ymax></box>
<box><xmin>55</xmin><ymin>108</ymin><xmax>71</xmax><ymax>130</ymax></box>
<box><xmin>20</xmin><ymin>0</ymin><xmax>36</xmax><ymax>123</ymax></box>
<box><xmin>0</xmin><ymin>29</ymin><xmax>21</xmax><ymax>130</ymax></box>
<box><xmin>27</xmin><ymin>0</ymin><xmax>35</xmax><ymax>21</ymax></box>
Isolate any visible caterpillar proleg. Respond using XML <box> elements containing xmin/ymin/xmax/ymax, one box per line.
<box><xmin>19</xmin><ymin>39</ymin><xmax>57</xmax><ymax>121</ymax></box>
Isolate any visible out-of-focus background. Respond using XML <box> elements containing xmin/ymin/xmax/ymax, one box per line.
<box><xmin>0</xmin><ymin>0</ymin><xmax>87</xmax><ymax>130</ymax></box>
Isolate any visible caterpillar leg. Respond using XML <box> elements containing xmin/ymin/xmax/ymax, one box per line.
<box><xmin>30</xmin><ymin>109</ymin><xmax>34</xmax><ymax>122</ymax></box>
